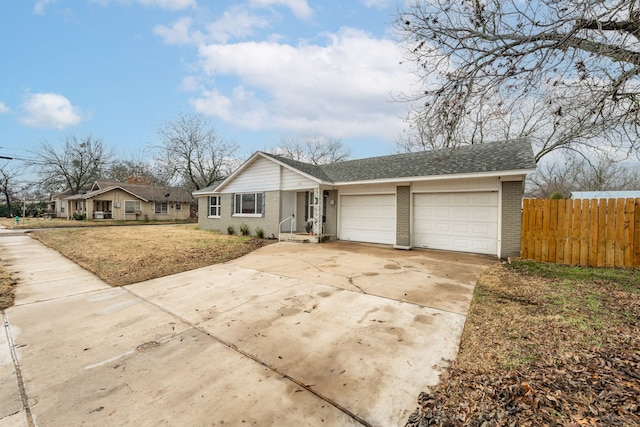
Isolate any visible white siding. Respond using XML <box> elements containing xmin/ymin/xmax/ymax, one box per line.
<box><xmin>339</xmin><ymin>194</ymin><xmax>396</xmax><ymax>245</ymax></box>
<box><xmin>412</xmin><ymin>177</ymin><xmax>499</xmax><ymax>193</ymax></box>
<box><xmin>337</xmin><ymin>183</ymin><xmax>396</xmax><ymax>195</ymax></box>
<box><xmin>280</xmin><ymin>166</ymin><xmax>317</xmax><ymax>191</ymax></box>
<box><xmin>224</xmin><ymin>157</ymin><xmax>280</xmax><ymax>193</ymax></box>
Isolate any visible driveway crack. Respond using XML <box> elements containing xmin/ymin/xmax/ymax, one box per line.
<box><xmin>2</xmin><ymin>311</ymin><xmax>35</xmax><ymax>427</ymax></box>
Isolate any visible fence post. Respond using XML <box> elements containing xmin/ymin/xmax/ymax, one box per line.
<box><xmin>597</xmin><ymin>200</ymin><xmax>607</xmax><ymax>267</ymax></box>
<box><xmin>605</xmin><ymin>200</ymin><xmax>616</xmax><ymax>267</ymax></box>
<box><xmin>556</xmin><ymin>199</ymin><xmax>565</xmax><ymax>264</ymax></box>
<box><xmin>615</xmin><ymin>199</ymin><xmax>625</xmax><ymax>267</ymax></box>
<box><xmin>588</xmin><ymin>200</ymin><xmax>599</xmax><ymax>267</ymax></box>
<box><xmin>624</xmin><ymin>198</ymin><xmax>635</xmax><ymax>267</ymax></box>
<box><xmin>635</xmin><ymin>198</ymin><xmax>640</xmax><ymax>267</ymax></box>
<box><xmin>521</xmin><ymin>199</ymin><xmax>530</xmax><ymax>259</ymax></box>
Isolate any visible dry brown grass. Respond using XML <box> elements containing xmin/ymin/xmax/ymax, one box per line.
<box><xmin>0</xmin><ymin>217</ymin><xmax>196</xmax><ymax>230</ymax></box>
<box><xmin>31</xmin><ymin>224</ymin><xmax>274</xmax><ymax>286</ymax></box>
<box><xmin>0</xmin><ymin>264</ymin><xmax>16</xmax><ymax>310</ymax></box>
<box><xmin>407</xmin><ymin>261</ymin><xmax>640</xmax><ymax>426</ymax></box>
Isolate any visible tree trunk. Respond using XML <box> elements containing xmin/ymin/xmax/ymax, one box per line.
<box><xmin>3</xmin><ymin>190</ymin><xmax>12</xmax><ymax>218</ymax></box>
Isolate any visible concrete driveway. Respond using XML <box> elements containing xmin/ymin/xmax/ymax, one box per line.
<box><xmin>0</xmin><ymin>236</ymin><xmax>495</xmax><ymax>426</ymax></box>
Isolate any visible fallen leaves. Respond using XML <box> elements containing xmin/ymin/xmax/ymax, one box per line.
<box><xmin>406</xmin><ymin>262</ymin><xmax>640</xmax><ymax>426</ymax></box>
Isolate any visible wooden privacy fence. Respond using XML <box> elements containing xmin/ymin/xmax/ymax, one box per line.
<box><xmin>521</xmin><ymin>198</ymin><xmax>640</xmax><ymax>268</ymax></box>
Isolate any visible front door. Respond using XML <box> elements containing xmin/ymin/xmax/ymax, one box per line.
<box><xmin>280</xmin><ymin>191</ymin><xmax>296</xmax><ymax>232</ymax></box>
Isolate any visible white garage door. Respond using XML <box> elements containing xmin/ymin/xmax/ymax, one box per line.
<box><xmin>414</xmin><ymin>192</ymin><xmax>498</xmax><ymax>255</ymax></box>
<box><xmin>339</xmin><ymin>194</ymin><xmax>396</xmax><ymax>245</ymax></box>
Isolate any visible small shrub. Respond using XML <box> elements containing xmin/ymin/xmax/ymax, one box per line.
<box><xmin>239</xmin><ymin>223</ymin><xmax>250</xmax><ymax>236</ymax></box>
<box><xmin>72</xmin><ymin>212</ymin><xmax>86</xmax><ymax>221</ymax></box>
<box><xmin>549</xmin><ymin>191</ymin><xmax>567</xmax><ymax>200</ymax></box>
<box><xmin>255</xmin><ymin>227</ymin><xmax>264</xmax><ymax>239</ymax></box>
<box><xmin>226</xmin><ymin>225</ymin><xmax>235</xmax><ymax>235</ymax></box>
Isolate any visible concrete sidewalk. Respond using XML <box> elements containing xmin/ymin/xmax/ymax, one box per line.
<box><xmin>0</xmin><ymin>234</ymin><xmax>494</xmax><ymax>426</ymax></box>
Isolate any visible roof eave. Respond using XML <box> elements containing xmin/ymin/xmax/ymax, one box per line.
<box><xmin>258</xmin><ymin>153</ymin><xmax>325</xmax><ymax>184</ymax></box>
<box><xmin>193</xmin><ymin>185</ymin><xmax>222</xmax><ymax>196</ymax></box>
<box><xmin>205</xmin><ymin>152</ymin><xmax>325</xmax><ymax>195</ymax></box>
<box><xmin>332</xmin><ymin>168</ymin><xmax>536</xmax><ymax>187</ymax></box>
<box><xmin>212</xmin><ymin>152</ymin><xmax>264</xmax><ymax>193</ymax></box>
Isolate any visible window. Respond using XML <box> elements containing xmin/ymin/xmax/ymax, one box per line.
<box><xmin>125</xmin><ymin>200</ymin><xmax>141</xmax><ymax>214</ymax></box>
<box><xmin>174</xmin><ymin>203</ymin><xmax>182</xmax><ymax>211</ymax></box>
<box><xmin>155</xmin><ymin>202</ymin><xmax>168</xmax><ymax>214</ymax></box>
<box><xmin>60</xmin><ymin>206</ymin><xmax>65</xmax><ymax>213</ymax></box>
<box><xmin>233</xmin><ymin>193</ymin><xmax>264</xmax><ymax>216</ymax></box>
<box><xmin>208</xmin><ymin>196</ymin><xmax>221</xmax><ymax>217</ymax></box>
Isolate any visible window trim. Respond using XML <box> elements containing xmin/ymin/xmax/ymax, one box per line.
<box><xmin>233</xmin><ymin>192</ymin><xmax>264</xmax><ymax>217</ymax></box>
<box><xmin>208</xmin><ymin>196</ymin><xmax>221</xmax><ymax>218</ymax></box>
<box><xmin>124</xmin><ymin>200</ymin><xmax>141</xmax><ymax>214</ymax></box>
<box><xmin>155</xmin><ymin>202</ymin><xmax>168</xmax><ymax>214</ymax></box>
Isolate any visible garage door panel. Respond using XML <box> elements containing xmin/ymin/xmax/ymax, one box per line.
<box><xmin>417</xmin><ymin>193</ymin><xmax>497</xmax><ymax>206</ymax></box>
<box><xmin>414</xmin><ymin>192</ymin><xmax>498</xmax><ymax>255</ymax></box>
<box><xmin>340</xmin><ymin>195</ymin><xmax>395</xmax><ymax>245</ymax></box>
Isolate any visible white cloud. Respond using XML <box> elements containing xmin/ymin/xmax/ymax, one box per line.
<box><xmin>154</xmin><ymin>17</ymin><xmax>201</xmax><ymax>45</ymax></box>
<box><xmin>90</xmin><ymin>0</ymin><xmax>196</xmax><ymax>10</ymax></box>
<box><xmin>0</xmin><ymin>102</ymin><xmax>9</xmax><ymax>114</ymax></box>
<box><xmin>190</xmin><ymin>28</ymin><xmax>414</xmax><ymax>140</ymax></box>
<box><xmin>33</xmin><ymin>0</ymin><xmax>55</xmax><ymax>14</ymax></box>
<box><xmin>154</xmin><ymin>8</ymin><xmax>270</xmax><ymax>45</ymax></box>
<box><xmin>20</xmin><ymin>93</ymin><xmax>85</xmax><ymax>130</ymax></box>
<box><xmin>361</xmin><ymin>0</ymin><xmax>393</xmax><ymax>9</ymax></box>
<box><xmin>205</xmin><ymin>6</ymin><xmax>270</xmax><ymax>43</ymax></box>
<box><xmin>249</xmin><ymin>0</ymin><xmax>312</xmax><ymax>20</ymax></box>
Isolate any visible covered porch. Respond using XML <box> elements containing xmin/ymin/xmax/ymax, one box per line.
<box><xmin>278</xmin><ymin>187</ymin><xmax>337</xmax><ymax>243</ymax></box>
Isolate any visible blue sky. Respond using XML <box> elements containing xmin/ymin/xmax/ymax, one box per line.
<box><xmin>0</xmin><ymin>0</ymin><xmax>417</xmax><ymax>164</ymax></box>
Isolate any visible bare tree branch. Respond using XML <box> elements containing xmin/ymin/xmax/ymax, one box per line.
<box><xmin>272</xmin><ymin>134</ymin><xmax>351</xmax><ymax>165</ymax></box>
<box><xmin>0</xmin><ymin>161</ymin><xmax>21</xmax><ymax>218</ymax></box>
<box><xmin>28</xmin><ymin>135</ymin><xmax>113</xmax><ymax>194</ymax></box>
<box><xmin>396</xmin><ymin>0</ymin><xmax>640</xmax><ymax>161</ymax></box>
<box><xmin>156</xmin><ymin>112</ymin><xmax>239</xmax><ymax>191</ymax></box>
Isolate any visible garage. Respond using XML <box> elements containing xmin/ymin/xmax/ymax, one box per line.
<box><xmin>339</xmin><ymin>194</ymin><xmax>396</xmax><ymax>244</ymax></box>
<box><xmin>413</xmin><ymin>192</ymin><xmax>498</xmax><ymax>255</ymax></box>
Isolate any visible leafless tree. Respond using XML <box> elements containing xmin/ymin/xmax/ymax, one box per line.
<box><xmin>0</xmin><ymin>161</ymin><xmax>21</xmax><ymax>217</ymax></box>
<box><xmin>272</xmin><ymin>134</ymin><xmax>351</xmax><ymax>165</ymax></box>
<box><xmin>156</xmin><ymin>112</ymin><xmax>239</xmax><ymax>191</ymax></box>
<box><xmin>396</xmin><ymin>0</ymin><xmax>640</xmax><ymax>162</ymax></box>
<box><xmin>28</xmin><ymin>135</ymin><xmax>113</xmax><ymax>194</ymax></box>
<box><xmin>527</xmin><ymin>153</ymin><xmax>640</xmax><ymax>197</ymax></box>
<box><xmin>106</xmin><ymin>157</ymin><xmax>168</xmax><ymax>186</ymax></box>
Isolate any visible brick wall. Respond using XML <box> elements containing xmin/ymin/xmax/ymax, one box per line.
<box><xmin>501</xmin><ymin>181</ymin><xmax>524</xmax><ymax>258</ymax></box>
<box><xmin>395</xmin><ymin>186</ymin><xmax>411</xmax><ymax>247</ymax></box>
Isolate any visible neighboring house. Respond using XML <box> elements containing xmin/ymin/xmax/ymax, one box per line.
<box><xmin>571</xmin><ymin>191</ymin><xmax>640</xmax><ymax>199</ymax></box>
<box><xmin>49</xmin><ymin>189</ymin><xmax>74</xmax><ymax>217</ymax></box>
<box><xmin>57</xmin><ymin>180</ymin><xmax>193</xmax><ymax>221</ymax></box>
<box><xmin>193</xmin><ymin>139</ymin><xmax>537</xmax><ymax>258</ymax></box>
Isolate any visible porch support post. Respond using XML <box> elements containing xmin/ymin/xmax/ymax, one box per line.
<box><xmin>313</xmin><ymin>187</ymin><xmax>322</xmax><ymax>236</ymax></box>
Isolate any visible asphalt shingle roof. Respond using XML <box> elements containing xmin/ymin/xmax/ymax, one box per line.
<box><xmin>265</xmin><ymin>139</ymin><xmax>536</xmax><ymax>183</ymax></box>
<box><xmin>66</xmin><ymin>181</ymin><xmax>193</xmax><ymax>202</ymax></box>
